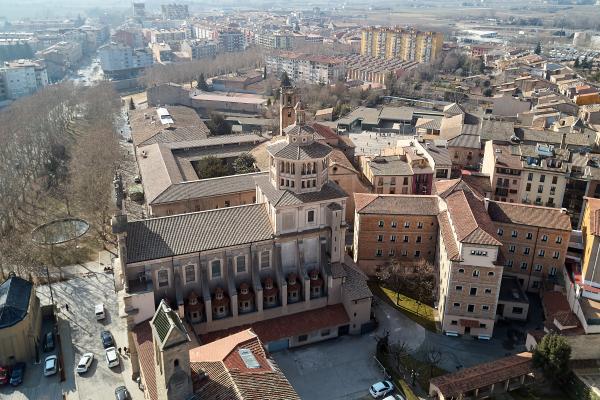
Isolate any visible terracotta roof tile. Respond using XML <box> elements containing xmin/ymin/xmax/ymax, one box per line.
<box><xmin>487</xmin><ymin>201</ymin><xmax>571</xmax><ymax>231</ymax></box>
<box><xmin>438</xmin><ymin>211</ymin><xmax>460</xmax><ymax>261</ymax></box>
<box><xmin>430</xmin><ymin>352</ymin><xmax>533</xmax><ymax>398</ymax></box>
<box><xmin>131</xmin><ymin>322</ymin><xmax>157</xmax><ymax>400</ymax></box>
<box><xmin>199</xmin><ymin>304</ymin><xmax>349</xmax><ymax>344</ymax></box>
<box><xmin>354</xmin><ymin>194</ymin><xmax>439</xmax><ymax>215</ymax></box>
<box><xmin>446</xmin><ymin>190</ymin><xmax>501</xmax><ymax>246</ymax></box>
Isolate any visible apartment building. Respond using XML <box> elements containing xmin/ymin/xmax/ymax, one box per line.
<box><xmin>0</xmin><ymin>59</ymin><xmax>48</xmax><ymax>100</ymax></box>
<box><xmin>217</xmin><ymin>28</ymin><xmax>245</xmax><ymax>52</ymax></box>
<box><xmin>360</xmin><ymin>148</ymin><xmax>434</xmax><ymax>195</ymax></box>
<box><xmin>148</xmin><ymin>29</ymin><xmax>187</xmax><ymax>44</ymax></box>
<box><xmin>564</xmin><ymin>197</ymin><xmax>600</xmax><ymax>334</ymax></box>
<box><xmin>344</xmin><ymin>54</ymin><xmax>419</xmax><ymax>85</ymax></box>
<box><xmin>266</xmin><ymin>52</ymin><xmax>345</xmax><ymax>85</ymax></box>
<box><xmin>482</xmin><ymin>142</ymin><xmax>569</xmax><ymax>207</ymax></box>
<box><xmin>180</xmin><ymin>39</ymin><xmax>217</xmax><ymax>60</ymax></box>
<box><xmin>580</xmin><ymin>197</ymin><xmax>600</xmax><ymax>301</ymax></box>
<box><xmin>487</xmin><ymin>201</ymin><xmax>571</xmax><ymax>292</ymax></box>
<box><xmin>360</xmin><ymin>26</ymin><xmax>444</xmax><ymax>64</ymax></box>
<box><xmin>256</xmin><ymin>32</ymin><xmax>295</xmax><ymax>50</ymax></box>
<box><xmin>98</xmin><ymin>42</ymin><xmax>153</xmax><ymax>79</ymax></box>
<box><xmin>112</xmin><ymin>29</ymin><xmax>144</xmax><ymax>49</ymax></box>
<box><xmin>161</xmin><ymin>3</ymin><xmax>189</xmax><ymax>20</ymax></box>
<box><xmin>115</xmin><ymin>113</ymin><xmax>373</xmax><ymax>355</ymax></box>
<box><xmin>353</xmin><ymin>194</ymin><xmax>439</xmax><ymax>273</ymax></box>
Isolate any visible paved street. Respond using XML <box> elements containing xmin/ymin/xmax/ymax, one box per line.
<box><xmin>274</xmin><ymin>294</ymin><xmax>531</xmax><ymax>400</ymax></box>
<box><xmin>35</xmin><ymin>261</ymin><xmax>144</xmax><ymax>400</ymax></box>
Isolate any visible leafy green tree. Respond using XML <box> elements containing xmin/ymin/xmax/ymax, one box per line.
<box><xmin>534</xmin><ymin>42</ymin><xmax>542</xmax><ymax>55</ymax></box>
<box><xmin>233</xmin><ymin>153</ymin><xmax>257</xmax><ymax>174</ymax></box>
<box><xmin>206</xmin><ymin>112</ymin><xmax>231</xmax><ymax>135</ymax></box>
<box><xmin>533</xmin><ymin>333</ymin><xmax>572</xmax><ymax>383</ymax></box>
<box><xmin>280</xmin><ymin>71</ymin><xmax>292</xmax><ymax>87</ymax></box>
<box><xmin>197</xmin><ymin>73</ymin><xmax>209</xmax><ymax>91</ymax></box>
<box><xmin>195</xmin><ymin>156</ymin><xmax>231</xmax><ymax>179</ymax></box>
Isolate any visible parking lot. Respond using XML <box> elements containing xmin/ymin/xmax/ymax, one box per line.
<box><xmin>273</xmin><ymin>334</ymin><xmax>385</xmax><ymax>400</ymax></box>
<box><xmin>0</xmin><ymin>318</ymin><xmax>70</xmax><ymax>400</ymax></box>
<box><xmin>0</xmin><ymin>258</ymin><xmax>143</xmax><ymax>400</ymax></box>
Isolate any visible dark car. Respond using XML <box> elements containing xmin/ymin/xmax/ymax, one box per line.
<box><xmin>0</xmin><ymin>366</ymin><xmax>8</xmax><ymax>385</ymax></box>
<box><xmin>101</xmin><ymin>330</ymin><xmax>115</xmax><ymax>349</ymax></box>
<box><xmin>9</xmin><ymin>363</ymin><xmax>25</xmax><ymax>386</ymax></box>
<box><xmin>44</xmin><ymin>331</ymin><xmax>55</xmax><ymax>352</ymax></box>
<box><xmin>115</xmin><ymin>386</ymin><xmax>130</xmax><ymax>400</ymax></box>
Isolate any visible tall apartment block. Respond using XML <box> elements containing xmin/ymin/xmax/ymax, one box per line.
<box><xmin>360</xmin><ymin>27</ymin><xmax>444</xmax><ymax>64</ymax></box>
<box><xmin>161</xmin><ymin>3</ymin><xmax>189</xmax><ymax>20</ymax></box>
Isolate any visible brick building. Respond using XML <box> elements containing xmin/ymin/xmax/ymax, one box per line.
<box><xmin>487</xmin><ymin>201</ymin><xmax>571</xmax><ymax>292</ymax></box>
<box><xmin>353</xmin><ymin>194</ymin><xmax>439</xmax><ymax>274</ymax></box>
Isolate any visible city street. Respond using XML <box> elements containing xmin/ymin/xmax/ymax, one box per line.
<box><xmin>32</xmin><ymin>255</ymin><xmax>143</xmax><ymax>400</ymax></box>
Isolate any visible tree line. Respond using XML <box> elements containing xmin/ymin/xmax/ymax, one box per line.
<box><xmin>0</xmin><ymin>82</ymin><xmax>122</xmax><ymax>280</ymax></box>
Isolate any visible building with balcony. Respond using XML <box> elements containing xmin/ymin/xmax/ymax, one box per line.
<box><xmin>565</xmin><ymin>197</ymin><xmax>600</xmax><ymax>334</ymax></box>
<box><xmin>0</xmin><ymin>59</ymin><xmax>48</xmax><ymax>100</ymax></box>
<box><xmin>266</xmin><ymin>52</ymin><xmax>345</xmax><ymax>85</ymax></box>
<box><xmin>161</xmin><ymin>3</ymin><xmax>189</xmax><ymax>20</ymax></box>
<box><xmin>180</xmin><ymin>39</ymin><xmax>217</xmax><ymax>60</ymax></box>
<box><xmin>360</xmin><ymin>26</ymin><xmax>444</xmax><ymax>64</ymax></box>
<box><xmin>114</xmin><ymin>110</ymin><xmax>373</xmax><ymax>358</ymax></box>
<box><xmin>98</xmin><ymin>42</ymin><xmax>153</xmax><ymax>79</ymax></box>
<box><xmin>360</xmin><ymin>146</ymin><xmax>434</xmax><ymax>195</ymax></box>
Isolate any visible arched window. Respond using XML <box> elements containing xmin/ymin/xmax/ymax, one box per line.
<box><xmin>184</xmin><ymin>265</ymin><xmax>195</xmax><ymax>283</ymax></box>
<box><xmin>174</xmin><ymin>359</ymin><xmax>179</xmax><ymax>368</ymax></box>
<box><xmin>157</xmin><ymin>270</ymin><xmax>168</xmax><ymax>288</ymax></box>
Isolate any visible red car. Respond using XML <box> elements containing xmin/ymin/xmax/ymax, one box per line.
<box><xmin>0</xmin><ymin>366</ymin><xmax>8</xmax><ymax>385</ymax></box>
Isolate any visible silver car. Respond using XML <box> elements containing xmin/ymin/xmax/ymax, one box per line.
<box><xmin>44</xmin><ymin>355</ymin><xmax>58</xmax><ymax>377</ymax></box>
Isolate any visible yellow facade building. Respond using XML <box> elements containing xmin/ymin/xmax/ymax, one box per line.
<box><xmin>361</xmin><ymin>27</ymin><xmax>444</xmax><ymax>64</ymax></box>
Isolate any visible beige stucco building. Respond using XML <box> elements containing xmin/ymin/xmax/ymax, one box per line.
<box><xmin>0</xmin><ymin>274</ymin><xmax>42</xmax><ymax>365</ymax></box>
<box><xmin>115</xmin><ymin>112</ymin><xmax>373</xmax><ymax>384</ymax></box>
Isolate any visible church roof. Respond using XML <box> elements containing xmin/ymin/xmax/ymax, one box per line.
<box><xmin>255</xmin><ymin>175</ymin><xmax>347</xmax><ymax>207</ymax></box>
<box><xmin>267</xmin><ymin>137</ymin><xmax>332</xmax><ymax>160</ymax></box>
<box><xmin>0</xmin><ymin>275</ymin><xmax>32</xmax><ymax>329</ymax></box>
<box><xmin>151</xmin><ymin>299</ymin><xmax>190</xmax><ymax>350</ymax></box>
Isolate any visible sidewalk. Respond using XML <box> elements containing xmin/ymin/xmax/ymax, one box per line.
<box><xmin>59</xmin><ymin>317</ymin><xmax>79</xmax><ymax>400</ymax></box>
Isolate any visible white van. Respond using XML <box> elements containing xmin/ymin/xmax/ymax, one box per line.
<box><xmin>95</xmin><ymin>304</ymin><xmax>105</xmax><ymax>320</ymax></box>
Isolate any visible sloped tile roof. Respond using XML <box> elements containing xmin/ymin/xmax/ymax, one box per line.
<box><xmin>191</xmin><ymin>331</ymin><xmax>299</xmax><ymax>400</ymax></box>
<box><xmin>447</xmin><ymin>133</ymin><xmax>480</xmax><ymax>149</ymax></box>
<box><xmin>126</xmin><ymin>204</ymin><xmax>274</xmax><ymax>263</ymax></box>
<box><xmin>267</xmin><ymin>139</ymin><xmax>332</xmax><ymax>160</ymax></box>
<box><xmin>131</xmin><ymin>322</ymin><xmax>158</xmax><ymax>400</ymax></box>
<box><xmin>151</xmin><ymin>172</ymin><xmax>266</xmax><ymax>205</ymax></box>
<box><xmin>0</xmin><ymin>275</ymin><xmax>32</xmax><ymax>329</ymax></box>
<box><xmin>438</xmin><ymin>211</ymin><xmax>460</xmax><ymax>261</ymax></box>
<box><xmin>446</xmin><ymin>190</ymin><xmax>502</xmax><ymax>246</ymax></box>
<box><xmin>487</xmin><ymin>200</ymin><xmax>571</xmax><ymax>231</ymax></box>
<box><xmin>354</xmin><ymin>193</ymin><xmax>439</xmax><ymax>216</ymax></box>
<box><xmin>342</xmin><ymin>261</ymin><xmax>373</xmax><ymax>301</ymax></box>
<box><xmin>255</xmin><ymin>175</ymin><xmax>347</xmax><ymax>207</ymax></box>
<box><xmin>430</xmin><ymin>352</ymin><xmax>533</xmax><ymax>398</ymax></box>
<box><xmin>199</xmin><ymin>304</ymin><xmax>349</xmax><ymax>344</ymax></box>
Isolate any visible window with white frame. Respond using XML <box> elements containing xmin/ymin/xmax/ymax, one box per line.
<box><xmin>538</xmin><ymin>249</ymin><xmax>545</xmax><ymax>257</ymax></box>
<box><xmin>472</xmin><ymin>270</ymin><xmax>480</xmax><ymax>277</ymax></box>
<box><xmin>549</xmin><ymin>267</ymin><xmax>557</xmax><ymax>276</ymax></box>
<box><xmin>556</xmin><ymin>236</ymin><xmax>562</xmax><ymax>244</ymax></box>
<box><xmin>511</xmin><ymin>230</ymin><xmax>518</xmax><ymax>237</ymax></box>
<box><xmin>534</xmin><ymin>265</ymin><xmax>542</xmax><ymax>271</ymax></box>
<box><xmin>210</xmin><ymin>260</ymin><xmax>222</xmax><ymax>279</ymax></box>
<box><xmin>158</xmin><ymin>269</ymin><xmax>169</xmax><ymax>287</ymax></box>
<box><xmin>378</xmin><ymin>220</ymin><xmax>384</xmax><ymax>228</ymax></box>
<box><xmin>542</xmin><ymin>235</ymin><xmax>548</xmax><ymax>242</ymax></box>
<box><xmin>553</xmin><ymin>251</ymin><xmax>560</xmax><ymax>259</ymax></box>
<box><xmin>506</xmin><ymin>260</ymin><xmax>513</xmax><ymax>267</ymax></box>
<box><xmin>307</xmin><ymin>210</ymin><xmax>315</xmax><ymax>223</ymax></box>
<box><xmin>184</xmin><ymin>265</ymin><xmax>195</xmax><ymax>283</ymax></box>
<box><xmin>404</xmin><ymin>221</ymin><xmax>410</xmax><ymax>228</ymax></box>
<box><xmin>236</xmin><ymin>255</ymin><xmax>246</xmax><ymax>274</ymax></box>
<box><xmin>260</xmin><ymin>250</ymin><xmax>270</xmax><ymax>269</ymax></box>
<box><xmin>376</xmin><ymin>249</ymin><xmax>383</xmax><ymax>257</ymax></box>
<box><xmin>391</xmin><ymin>221</ymin><xmax>397</xmax><ymax>228</ymax></box>
<box><xmin>497</xmin><ymin>228</ymin><xmax>503</xmax><ymax>236</ymax></box>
